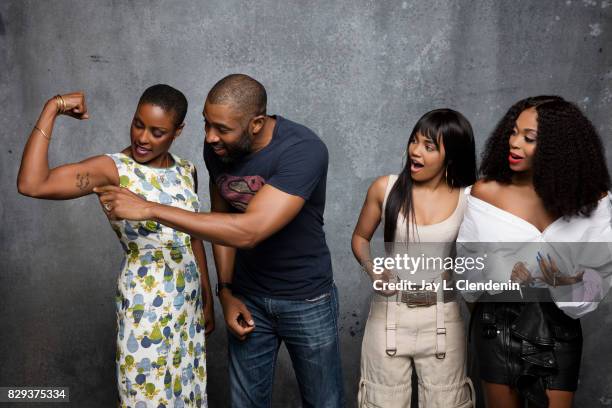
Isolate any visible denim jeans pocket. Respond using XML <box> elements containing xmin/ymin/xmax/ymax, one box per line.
<box><xmin>305</xmin><ymin>291</ymin><xmax>332</xmax><ymax>303</ymax></box>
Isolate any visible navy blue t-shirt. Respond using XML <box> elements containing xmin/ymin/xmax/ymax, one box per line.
<box><xmin>204</xmin><ymin>115</ymin><xmax>333</xmax><ymax>299</ymax></box>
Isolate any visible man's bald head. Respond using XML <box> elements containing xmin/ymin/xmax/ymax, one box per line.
<box><xmin>206</xmin><ymin>74</ymin><xmax>267</xmax><ymax>119</ymax></box>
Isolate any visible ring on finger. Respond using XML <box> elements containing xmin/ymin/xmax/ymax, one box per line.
<box><xmin>104</xmin><ymin>202</ymin><xmax>112</xmax><ymax>212</ymax></box>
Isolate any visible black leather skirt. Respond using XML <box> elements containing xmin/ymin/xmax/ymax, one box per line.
<box><xmin>470</xmin><ymin>291</ymin><xmax>582</xmax><ymax>407</ymax></box>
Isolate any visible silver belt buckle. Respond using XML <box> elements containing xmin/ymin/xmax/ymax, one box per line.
<box><xmin>401</xmin><ymin>291</ymin><xmax>411</xmax><ymax>307</ymax></box>
<box><xmin>403</xmin><ymin>291</ymin><xmax>425</xmax><ymax>307</ymax></box>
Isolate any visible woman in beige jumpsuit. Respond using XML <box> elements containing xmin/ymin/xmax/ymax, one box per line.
<box><xmin>352</xmin><ymin>109</ymin><xmax>477</xmax><ymax>407</ymax></box>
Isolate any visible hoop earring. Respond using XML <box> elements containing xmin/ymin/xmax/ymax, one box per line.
<box><xmin>401</xmin><ymin>150</ymin><xmax>407</xmax><ymax>169</ymax></box>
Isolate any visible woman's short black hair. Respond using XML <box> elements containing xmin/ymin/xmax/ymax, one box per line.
<box><xmin>138</xmin><ymin>84</ymin><xmax>188</xmax><ymax>127</ymax></box>
<box><xmin>480</xmin><ymin>95</ymin><xmax>610</xmax><ymax>217</ymax></box>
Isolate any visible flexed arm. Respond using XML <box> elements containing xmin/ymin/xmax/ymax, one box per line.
<box><xmin>17</xmin><ymin>92</ymin><xmax>117</xmax><ymax>199</ymax></box>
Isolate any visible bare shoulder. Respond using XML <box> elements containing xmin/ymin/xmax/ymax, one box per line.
<box><xmin>470</xmin><ymin>179</ymin><xmax>503</xmax><ymax>204</ymax></box>
<box><xmin>368</xmin><ymin>175</ymin><xmax>391</xmax><ymax>204</ymax></box>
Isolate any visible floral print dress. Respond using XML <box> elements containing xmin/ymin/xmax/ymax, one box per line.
<box><xmin>106</xmin><ymin>153</ymin><xmax>207</xmax><ymax>408</ymax></box>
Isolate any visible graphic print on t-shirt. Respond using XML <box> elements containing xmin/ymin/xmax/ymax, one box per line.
<box><xmin>216</xmin><ymin>174</ymin><xmax>266</xmax><ymax>211</ymax></box>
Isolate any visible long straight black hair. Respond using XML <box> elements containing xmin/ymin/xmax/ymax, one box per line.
<box><xmin>383</xmin><ymin>109</ymin><xmax>477</xmax><ymax>242</ymax></box>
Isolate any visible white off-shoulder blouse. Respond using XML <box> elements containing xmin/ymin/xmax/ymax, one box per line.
<box><xmin>457</xmin><ymin>187</ymin><xmax>612</xmax><ymax>319</ymax></box>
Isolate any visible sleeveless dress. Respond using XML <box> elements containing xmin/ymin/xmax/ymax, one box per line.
<box><xmin>106</xmin><ymin>152</ymin><xmax>207</xmax><ymax>408</ymax></box>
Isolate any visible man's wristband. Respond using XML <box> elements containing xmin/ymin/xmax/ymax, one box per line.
<box><xmin>215</xmin><ymin>282</ymin><xmax>233</xmax><ymax>296</ymax></box>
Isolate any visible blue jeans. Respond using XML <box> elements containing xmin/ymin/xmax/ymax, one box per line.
<box><xmin>228</xmin><ymin>284</ymin><xmax>345</xmax><ymax>408</ymax></box>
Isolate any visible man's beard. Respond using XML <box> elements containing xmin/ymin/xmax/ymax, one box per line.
<box><xmin>218</xmin><ymin>130</ymin><xmax>253</xmax><ymax>165</ymax></box>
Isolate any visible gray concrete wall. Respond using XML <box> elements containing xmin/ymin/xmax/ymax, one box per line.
<box><xmin>1</xmin><ymin>1</ymin><xmax>611</xmax><ymax>406</ymax></box>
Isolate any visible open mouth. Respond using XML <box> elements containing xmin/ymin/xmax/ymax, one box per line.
<box><xmin>410</xmin><ymin>159</ymin><xmax>425</xmax><ymax>172</ymax></box>
<box><xmin>134</xmin><ymin>144</ymin><xmax>151</xmax><ymax>156</ymax></box>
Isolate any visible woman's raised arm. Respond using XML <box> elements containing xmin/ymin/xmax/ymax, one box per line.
<box><xmin>17</xmin><ymin>92</ymin><xmax>118</xmax><ymax>199</ymax></box>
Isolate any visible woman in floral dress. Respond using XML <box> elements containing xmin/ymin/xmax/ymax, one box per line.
<box><xmin>17</xmin><ymin>85</ymin><xmax>213</xmax><ymax>408</ymax></box>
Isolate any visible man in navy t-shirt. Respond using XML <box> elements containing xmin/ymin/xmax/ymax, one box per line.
<box><xmin>96</xmin><ymin>74</ymin><xmax>344</xmax><ymax>407</ymax></box>
<box><xmin>204</xmin><ymin>114</ymin><xmax>333</xmax><ymax>300</ymax></box>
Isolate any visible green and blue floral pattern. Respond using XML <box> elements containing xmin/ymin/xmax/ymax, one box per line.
<box><xmin>106</xmin><ymin>153</ymin><xmax>206</xmax><ymax>408</ymax></box>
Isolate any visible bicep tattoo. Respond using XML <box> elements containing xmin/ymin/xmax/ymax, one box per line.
<box><xmin>76</xmin><ymin>172</ymin><xmax>91</xmax><ymax>191</ymax></box>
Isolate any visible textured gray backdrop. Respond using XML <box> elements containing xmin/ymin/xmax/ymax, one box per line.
<box><xmin>1</xmin><ymin>1</ymin><xmax>612</xmax><ymax>407</ymax></box>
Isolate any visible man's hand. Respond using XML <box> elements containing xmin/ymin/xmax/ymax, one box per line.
<box><xmin>219</xmin><ymin>291</ymin><xmax>255</xmax><ymax>340</ymax></box>
<box><xmin>93</xmin><ymin>185</ymin><xmax>157</xmax><ymax>221</ymax></box>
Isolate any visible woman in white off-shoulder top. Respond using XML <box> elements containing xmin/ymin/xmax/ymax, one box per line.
<box><xmin>456</xmin><ymin>96</ymin><xmax>612</xmax><ymax>408</ymax></box>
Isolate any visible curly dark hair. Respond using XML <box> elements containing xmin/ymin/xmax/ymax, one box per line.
<box><xmin>480</xmin><ymin>95</ymin><xmax>610</xmax><ymax>217</ymax></box>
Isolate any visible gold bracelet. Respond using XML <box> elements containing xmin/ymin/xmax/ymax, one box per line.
<box><xmin>59</xmin><ymin>94</ymin><xmax>67</xmax><ymax>113</ymax></box>
<box><xmin>54</xmin><ymin>94</ymin><xmax>66</xmax><ymax>114</ymax></box>
<box><xmin>34</xmin><ymin>126</ymin><xmax>51</xmax><ymax>141</ymax></box>
<box><xmin>54</xmin><ymin>95</ymin><xmax>62</xmax><ymax>113</ymax></box>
